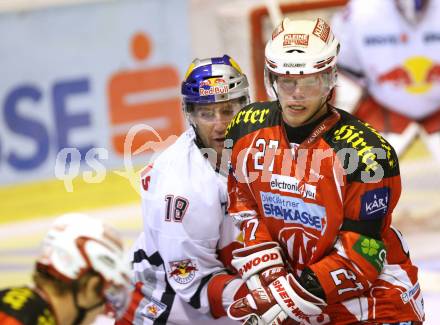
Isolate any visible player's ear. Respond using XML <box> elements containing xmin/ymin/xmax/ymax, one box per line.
<box><xmin>79</xmin><ymin>272</ymin><xmax>105</xmax><ymax>303</ymax></box>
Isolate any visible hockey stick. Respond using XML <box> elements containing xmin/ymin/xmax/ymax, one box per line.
<box><xmin>264</xmin><ymin>0</ymin><xmax>283</xmax><ymax>28</ymax></box>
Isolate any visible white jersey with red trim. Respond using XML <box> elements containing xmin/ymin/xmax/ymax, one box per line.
<box><xmin>332</xmin><ymin>0</ymin><xmax>440</xmax><ymax>120</ymax></box>
<box><xmin>120</xmin><ymin>128</ymin><xmax>242</xmax><ymax>325</ymax></box>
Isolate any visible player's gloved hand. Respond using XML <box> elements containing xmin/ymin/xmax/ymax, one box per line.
<box><xmin>231</xmin><ymin>242</ymin><xmax>287</xmax><ymax>290</ymax></box>
<box><xmin>227</xmin><ymin>285</ymin><xmax>288</xmax><ymax>325</ymax></box>
<box><xmin>267</xmin><ymin>273</ymin><xmax>326</xmax><ymax>324</ymax></box>
<box><xmin>230</xmin><ymin>242</ymin><xmax>326</xmax><ymax>324</ymax></box>
<box><xmin>230</xmin><ymin>242</ymin><xmax>289</xmax><ymax>324</ymax></box>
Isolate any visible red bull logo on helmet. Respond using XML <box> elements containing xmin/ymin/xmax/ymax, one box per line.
<box><xmin>199</xmin><ymin>77</ymin><xmax>229</xmax><ymax>96</ymax></box>
<box><xmin>377</xmin><ymin>56</ymin><xmax>440</xmax><ymax>94</ymax></box>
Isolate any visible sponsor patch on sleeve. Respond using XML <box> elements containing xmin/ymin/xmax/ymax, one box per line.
<box><xmin>141</xmin><ymin>299</ymin><xmax>167</xmax><ymax>321</ymax></box>
<box><xmin>360</xmin><ymin>187</ymin><xmax>390</xmax><ymax>220</ymax></box>
<box><xmin>353</xmin><ymin>235</ymin><xmax>386</xmax><ymax>272</ymax></box>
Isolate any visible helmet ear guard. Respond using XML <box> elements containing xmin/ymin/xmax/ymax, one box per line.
<box><xmin>35</xmin><ymin>213</ymin><xmax>131</xmax><ymax>320</ymax></box>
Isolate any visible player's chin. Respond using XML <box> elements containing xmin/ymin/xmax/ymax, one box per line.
<box><xmin>211</xmin><ymin>138</ymin><xmax>225</xmax><ymax>152</ymax></box>
<box><xmin>283</xmin><ymin>109</ymin><xmax>312</xmax><ymax>126</ymax></box>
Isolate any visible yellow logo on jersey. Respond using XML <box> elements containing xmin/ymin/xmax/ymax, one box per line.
<box><xmin>404</xmin><ymin>56</ymin><xmax>434</xmax><ymax>94</ymax></box>
<box><xmin>38</xmin><ymin>309</ymin><xmax>56</xmax><ymax>325</ymax></box>
<box><xmin>226</xmin><ymin>107</ymin><xmax>270</xmax><ymax>133</ymax></box>
<box><xmin>332</xmin><ymin>123</ymin><xmax>395</xmax><ymax>172</ymax></box>
<box><xmin>2</xmin><ymin>287</ymin><xmax>33</xmax><ymax>310</ymax></box>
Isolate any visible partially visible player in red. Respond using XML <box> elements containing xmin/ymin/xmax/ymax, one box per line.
<box><xmin>0</xmin><ymin>213</ymin><xmax>131</xmax><ymax>325</ymax></box>
<box><xmin>332</xmin><ymin>0</ymin><xmax>440</xmax><ymax>159</ymax></box>
<box><xmin>226</xmin><ymin>17</ymin><xmax>425</xmax><ymax>325</ymax></box>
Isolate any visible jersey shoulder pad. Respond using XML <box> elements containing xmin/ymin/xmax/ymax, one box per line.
<box><xmin>141</xmin><ymin>131</ymin><xmax>191</xmax><ymax>179</ymax></box>
<box><xmin>0</xmin><ymin>287</ymin><xmax>56</xmax><ymax>325</ymax></box>
<box><xmin>323</xmin><ymin>109</ymin><xmax>399</xmax><ymax>182</ymax></box>
<box><xmin>226</xmin><ymin>101</ymin><xmax>280</xmax><ymax>143</ymax></box>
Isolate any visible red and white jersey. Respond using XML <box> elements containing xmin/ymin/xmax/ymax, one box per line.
<box><xmin>332</xmin><ymin>0</ymin><xmax>440</xmax><ymax>120</ymax></box>
<box><xmin>121</xmin><ymin>128</ymin><xmax>242</xmax><ymax>324</ymax></box>
<box><xmin>226</xmin><ymin>102</ymin><xmax>424</xmax><ymax>324</ymax></box>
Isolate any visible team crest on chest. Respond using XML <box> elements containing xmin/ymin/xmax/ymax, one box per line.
<box><xmin>168</xmin><ymin>259</ymin><xmax>198</xmax><ymax>284</ymax></box>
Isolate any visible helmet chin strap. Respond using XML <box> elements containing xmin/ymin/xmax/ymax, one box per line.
<box><xmin>71</xmin><ymin>281</ymin><xmax>106</xmax><ymax>325</ymax></box>
<box><xmin>186</xmin><ymin>114</ymin><xmax>206</xmax><ymax>149</ymax></box>
<box><xmin>192</xmin><ymin>124</ymin><xmax>207</xmax><ymax>149</ymax></box>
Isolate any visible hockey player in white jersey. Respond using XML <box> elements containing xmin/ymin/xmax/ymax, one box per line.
<box><xmin>116</xmin><ymin>55</ymin><xmax>250</xmax><ymax>324</ymax></box>
<box><xmin>332</xmin><ymin>0</ymin><xmax>440</xmax><ymax>160</ymax></box>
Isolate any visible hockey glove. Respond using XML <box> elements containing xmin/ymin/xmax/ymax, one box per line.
<box><xmin>231</xmin><ymin>242</ymin><xmax>287</xmax><ymax>290</ymax></box>
<box><xmin>229</xmin><ymin>242</ymin><xmax>288</xmax><ymax>324</ymax></box>
<box><xmin>227</xmin><ymin>285</ymin><xmax>288</xmax><ymax>325</ymax></box>
<box><xmin>268</xmin><ymin>273</ymin><xmax>326</xmax><ymax>324</ymax></box>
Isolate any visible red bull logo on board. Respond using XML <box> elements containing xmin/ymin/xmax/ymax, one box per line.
<box><xmin>377</xmin><ymin>56</ymin><xmax>440</xmax><ymax>94</ymax></box>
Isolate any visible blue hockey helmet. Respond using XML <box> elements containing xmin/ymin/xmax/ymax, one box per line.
<box><xmin>181</xmin><ymin>55</ymin><xmax>250</xmax><ymax>113</ymax></box>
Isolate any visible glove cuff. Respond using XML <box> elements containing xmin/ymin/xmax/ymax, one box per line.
<box><xmin>231</xmin><ymin>242</ymin><xmax>284</xmax><ymax>282</ymax></box>
<box><xmin>207</xmin><ymin>273</ymin><xmax>236</xmax><ymax>318</ymax></box>
<box><xmin>269</xmin><ymin>275</ymin><xmax>324</xmax><ymax>321</ymax></box>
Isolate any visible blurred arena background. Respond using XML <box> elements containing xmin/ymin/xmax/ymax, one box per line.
<box><xmin>0</xmin><ymin>0</ymin><xmax>439</xmax><ymax>323</ymax></box>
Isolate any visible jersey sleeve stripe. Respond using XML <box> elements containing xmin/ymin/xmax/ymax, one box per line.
<box><xmin>133</xmin><ymin>249</ymin><xmax>164</xmax><ymax>267</ymax></box>
<box><xmin>189</xmin><ymin>273</ymin><xmax>215</xmax><ymax>309</ymax></box>
<box><xmin>154</xmin><ymin>277</ymin><xmax>176</xmax><ymax>325</ymax></box>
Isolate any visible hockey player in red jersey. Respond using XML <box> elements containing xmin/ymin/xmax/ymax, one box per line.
<box><xmin>0</xmin><ymin>213</ymin><xmax>131</xmax><ymax>325</ymax></box>
<box><xmin>226</xmin><ymin>17</ymin><xmax>424</xmax><ymax>325</ymax></box>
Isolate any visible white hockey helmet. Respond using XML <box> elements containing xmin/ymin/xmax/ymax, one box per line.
<box><xmin>395</xmin><ymin>0</ymin><xmax>429</xmax><ymax>25</ymax></box>
<box><xmin>36</xmin><ymin>213</ymin><xmax>131</xmax><ymax>319</ymax></box>
<box><xmin>264</xmin><ymin>17</ymin><xmax>340</xmax><ymax>99</ymax></box>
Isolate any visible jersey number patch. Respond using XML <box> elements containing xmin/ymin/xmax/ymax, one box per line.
<box><xmin>254</xmin><ymin>139</ymin><xmax>279</xmax><ymax>171</ymax></box>
<box><xmin>165</xmin><ymin>195</ymin><xmax>189</xmax><ymax>222</ymax></box>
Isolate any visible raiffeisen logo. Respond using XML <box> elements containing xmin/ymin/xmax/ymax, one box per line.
<box><xmin>377</xmin><ymin>55</ymin><xmax>440</xmax><ymax>95</ymax></box>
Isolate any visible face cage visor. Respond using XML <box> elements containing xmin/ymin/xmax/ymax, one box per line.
<box><xmin>264</xmin><ymin>65</ymin><xmax>336</xmax><ymax>101</ymax></box>
<box><xmin>186</xmin><ymin>96</ymin><xmax>249</xmax><ymax>125</ymax></box>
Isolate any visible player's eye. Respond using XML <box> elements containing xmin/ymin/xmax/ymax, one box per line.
<box><xmin>220</xmin><ymin>108</ymin><xmax>235</xmax><ymax>117</ymax></box>
<box><xmin>198</xmin><ymin>110</ymin><xmax>215</xmax><ymax>119</ymax></box>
